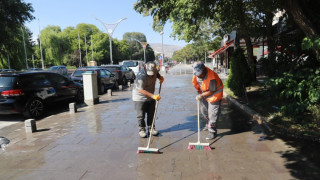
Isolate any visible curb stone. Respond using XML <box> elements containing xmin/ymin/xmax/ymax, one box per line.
<box><xmin>224</xmin><ymin>93</ymin><xmax>320</xmax><ymax>143</ymax></box>
<box><xmin>224</xmin><ymin>93</ymin><xmax>273</xmax><ymax>135</ymax></box>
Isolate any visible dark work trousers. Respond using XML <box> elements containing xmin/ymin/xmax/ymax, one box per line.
<box><xmin>199</xmin><ymin>99</ymin><xmax>221</xmax><ymax>133</ymax></box>
<box><xmin>134</xmin><ymin>100</ymin><xmax>156</xmax><ymax>128</ymax></box>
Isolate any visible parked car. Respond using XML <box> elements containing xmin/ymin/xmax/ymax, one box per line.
<box><xmin>0</xmin><ymin>69</ymin><xmax>16</xmax><ymax>72</ymax></box>
<box><xmin>101</xmin><ymin>65</ymin><xmax>135</xmax><ymax>85</ymax></box>
<box><xmin>48</xmin><ymin>65</ymin><xmax>68</xmax><ymax>77</ymax></box>
<box><xmin>70</xmin><ymin>67</ymin><xmax>117</xmax><ymax>95</ymax></box>
<box><xmin>0</xmin><ymin>71</ymin><xmax>84</xmax><ymax>119</ymax></box>
<box><xmin>122</xmin><ymin>60</ymin><xmax>144</xmax><ymax>76</ymax></box>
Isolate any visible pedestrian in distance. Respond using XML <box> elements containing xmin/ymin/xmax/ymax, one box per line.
<box><xmin>132</xmin><ymin>61</ymin><xmax>164</xmax><ymax>138</ymax></box>
<box><xmin>192</xmin><ymin>61</ymin><xmax>223</xmax><ymax>140</ymax></box>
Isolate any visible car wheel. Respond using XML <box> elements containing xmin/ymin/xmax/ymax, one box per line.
<box><xmin>122</xmin><ymin>77</ymin><xmax>127</xmax><ymax>85</ymax></box>
<box><xmin>113</xmin><ymin>80</ymin><xmax>119</xmax><ymax>90</ymax></box>
<box><xmin>131</xmin><ymin>74</ymin><xmax>136</xmax><ymax>83</ymax></box>
<box><xmin>99</xmin><ymin>84</ymin><xmax>105</xmax><ymax>95</ymax></box>
<box><xmin>75</xmin><ymin>89</ymin><xmax>84</xmax><ymax>103</ymax></box>
<box><xmin>23</xmin><ymin>98</ymin><xmax>45</xmax><ymax>119</ymax></box>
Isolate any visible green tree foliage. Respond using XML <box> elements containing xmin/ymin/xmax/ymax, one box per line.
<box><xmin>268</xmin><ymin>59</ymin><xmax>320</xmax><ymax>121</ymax></box>
<box><xmin>0</xmin><ymin>0</ymin><xmax>34</xmax><ymax>69</ymax></box>
<box><xmin>40</xmin><ymin>26</ymin><xmax>63</xmax><ymax>65</ymax></box>
<box><xmin>226</xmin><ymin>48</ymin><xmax>252</xmax><ymax>97</ymax></box>
<box><xmin>34</xmin><ymin>24</ymin><xmax>153</xmax><ymax>67</ymax></box>
<box><xmin>172</xmin><ymin>37</ymin><xmax>221</xmax><ymax>63</ymax></box>
<box><xmin>123</xmin><ymin>32</ymin><xmax>155</xmax><ymax>62</ymax></box>
<box><xmin>134</xmin><ymin>0</ymin><xmax>276</xmax><ymax>79</ymax></box>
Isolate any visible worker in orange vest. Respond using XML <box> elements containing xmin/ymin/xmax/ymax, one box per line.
<box><xmin>192</xmin><ymin>62</ymin><xmax>223</xmax><ymax>140</ymax></box>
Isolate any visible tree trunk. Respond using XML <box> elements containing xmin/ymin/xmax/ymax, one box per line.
<box><xmin>282</xmin><ymin>0</ymin><xmax>319</xmax><ymax>60</ymax></box>
<box><xmin>237</xmin><ymin>1</ymin><xmax>256</xmax><ymax>81</ymax></box>
<box><xmin>282</xmin><ymin>0</ymin><xmax>318</xmax><ymax>38</ymax></box>
<box><xmin>243</xmin><ymin>35</ymin><xmax>256</xmax><ymax>81</ymax></box>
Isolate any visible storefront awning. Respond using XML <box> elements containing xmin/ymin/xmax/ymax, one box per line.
<box><xmin>209</xmin><ymin>40</ymin><xmax>234</xmax><ymax>58</ymax></box>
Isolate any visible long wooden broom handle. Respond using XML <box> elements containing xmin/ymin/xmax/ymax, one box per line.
<box><xmin>197</xmin><ymin>99</ymin><xmax>200</xmax><ymax>143</ymax></box>
<box><xmin>146</xmin><ymin>83</ymin><xmax>162</xmax><ymax>148</ymax></box>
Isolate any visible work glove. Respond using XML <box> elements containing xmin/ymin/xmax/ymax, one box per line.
<box><xmin>196</xmin><ymin>94</ymin><xmax>203</xmax><ymax>101</ymax></box>
<box><xmin>159</xmin><ymin>76</ymin><xmax>164</xmax><ymax>84</ymax></box>
<box><xmin>152</xmin><ymin>94</ymin><xmax>161</xmax><ymax>101</ymax></box>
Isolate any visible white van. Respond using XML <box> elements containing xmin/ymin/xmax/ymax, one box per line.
<box><xmin>122</xmin><ymin>60</ymin><xmax>144</xmax><ymax>76</ymax></box>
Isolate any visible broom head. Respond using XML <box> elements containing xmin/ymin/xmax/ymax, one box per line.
<box><xmin>137</xmin><ymin>147</ymin><xmax>160</xmax><ymax>154</ymax></box>
<box><xmin>188</xmin><ymin>142</ymin><xmax>211</xmax><ymax>150</ymax></box>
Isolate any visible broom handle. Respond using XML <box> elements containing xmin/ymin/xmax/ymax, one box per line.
<box><xmin>146</xmin><ymin>83</ymin><xmax>162</xmax><ymax>148</ymax></box>
<box><xmin>197</xmin><ymin>99</ymin><xmax>200</xmax><ymax>143</ymax></box>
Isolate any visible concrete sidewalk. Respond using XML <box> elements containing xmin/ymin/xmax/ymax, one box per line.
<box><xmin>0</xmin><ymin>74</ymin><xmax>318</xmax><ymax>180</ymax></box>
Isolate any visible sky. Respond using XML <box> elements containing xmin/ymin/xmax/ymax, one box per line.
<box><xmin>24</xmin><ymin>0</ymin><xmax>188</xmax><ymax>47</ymax></box>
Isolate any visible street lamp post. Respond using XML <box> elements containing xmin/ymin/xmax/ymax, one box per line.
<box><xmin>21</xmin><ymin>27</ymin><xmax>28</xmax><ymax>69</ymax></box>
<box><xmin>160</xmin><ymin>31</ymin><xmax>164</xmax><ymax>70</ymax></box>
<box><xmin>95</xmin><ymin>16</ymin><xmax>127</xmax><ymax>65</ymax></box>
<box><xmin>38</xmin><ymin>19</ymin><xmax>44</xmax><ymax>69</ymax></box>
<box><xmin>84</xmin><ymin>34</ymin><xmax>88</xmax><ymax>65</ymax></box>
<box><xmin>135</xmin><ymin>39</ymin><xmax>148</xmax><ymax>63</ymax></box>
<box><xmin>78</xmin><ymin>31</ymin><xmax>82</xmax><ymax>67</ymax></box>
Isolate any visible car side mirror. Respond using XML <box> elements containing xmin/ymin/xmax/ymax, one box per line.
<box><xmin>129</xmin><ymin>69</ymin><xmax>132</xmax><ymax>71</ymax></box>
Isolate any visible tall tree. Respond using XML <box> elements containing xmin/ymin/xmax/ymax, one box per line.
<box><xmin>134</xmin><ymin>0</ymin><xmax>259</xmax><ymax>79</ymax></box>
<box><xmin>0</xmin><ymin>0</ymin><xmax>34</xmax><ymax>69</ymax></box>
<box><xmin>123</xmin><ymin>32</ymin><xmax>155</xmax><ymax>61</ymax></box>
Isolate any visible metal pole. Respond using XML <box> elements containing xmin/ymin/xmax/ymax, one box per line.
<box><xmin>38</xmin><ymin>19</ymin><xmax>44</xmax><ymax>69</ymax></box>
<box><xmin>21</xmin><ymin>27</ymin><xmax>28</xmax><ymax>69</ymax></box>
<box><xmin>91</xmin><ymin>35</ymin><xmax>93</xmax><ymax>61</ymax></box>
<box><xmin>84</xmin><ymin>34</ymin><xmax>88</xmax><ymax>65</ymax></box>
<box><xmin>143</xmin><ymin>48</ymin><xmax>146</xmax><ymax>63</ymax></box>
<box><xmin>161</xmin><ymin>32</ymin><xmax>164</xmax><ymax>66</ymax></box>
<box><xmin>7</xmin><ymin>52</ymin><xmax>10</xmax><ymax>69</ymax></box>
<box><xmin>78</xmin><ymin>31</ymin><xmax>82</xmax><ymax>67</ymax></box>
<box><xmin>94</xmin><ymin>17</ymin><xmax>127</xmax><ymax>65</ymax></box>
<box><xmin>109</xmin><ymin>36</ymin><xmax>113</xmax><ymax>64</ymax></box>
<box><xmin>32</xmin><ymin>54</ymin><xmax>34</xmax><ymax>68</ymax></box>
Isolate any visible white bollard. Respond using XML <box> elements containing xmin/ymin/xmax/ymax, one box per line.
<box><xmin>119</xmin><ymin>85</ymin><xmax>123</xmax><ymax>91</ymax></box>
<box><xmin>25</xmin><ymin>119</ymin><xmax>36</xmax><ymax>133</ymax></box>
<box><xmin>107</xmin><ymin>89</ymin><xmax>112</xmax><ymax>96</ymax></box>
<box><xmin>83</xmin><ymin>72</ymin><xmax>99</xmax><ymax>105</ymax></box>
<box><xmin>127</xmin><ymin>82</ymin><xmax>131</xmax><ymax>87</ymax></box>
<box><xmin>69</xmin><ymin>103</ymin><xmax>77</xmax><ymax>113</ymax></box>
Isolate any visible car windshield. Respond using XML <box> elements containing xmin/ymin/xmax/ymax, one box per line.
<box><xmin>104</xmin><ymin>67</ymin><xmax>120</xmax><ymax>72</ymax></box>
<box><xmin>72</xmin><ymin>70</ymin><xmax>95</xmax><ymax>77</ymax></box>
<box><xmin>123</xmin><ymin>62</ymin><xmax>138</xmax><ymax>67</ymax></box>
<box><xmin>0</xmin><ymin>76</ymin><xmax>16</xmax><ymax>88</ymax></box>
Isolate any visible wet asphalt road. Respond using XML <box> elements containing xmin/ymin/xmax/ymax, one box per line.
<box><xmin>0</xmin><ymin>67</ymin><xmax>319</xmax><ymax>179</ymax></box>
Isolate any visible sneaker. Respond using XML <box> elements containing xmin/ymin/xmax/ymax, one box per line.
<box><xmin>139</xmin><ymin>127</ymin><xmax>147</xmax><ymax>138</ymax></box>
<box><xmin>206</xmin><ymin>132</ymin><xmax>217</xmax><ymax>140</ymax></box>
<box><xmin>148</xmin><ymin>126</ymin><xmax>159</xmax><ymax>136</ymax></box>
<box><xmin>202</xmin><ymin>125</ymin><xmax>208</xmax><ymax>131</ymax></box>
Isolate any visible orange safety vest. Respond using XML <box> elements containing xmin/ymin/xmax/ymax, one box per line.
<box><xmin>192</xmin><ymin>67</ymin><xmax>223</xmax><ymax>103</ymax></box>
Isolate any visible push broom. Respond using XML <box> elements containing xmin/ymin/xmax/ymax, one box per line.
<box><xmin>188</xmin><ymin>99</ymin><xmax>211</xmax><ymax>150</ymax></box>
<box><xmin>137</xmin><ymin>83</ymin><xmax>162</xmax><ymax>154</ymax></box>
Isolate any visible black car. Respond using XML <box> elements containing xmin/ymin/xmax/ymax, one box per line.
<box><xmin>26</xmin><ymin>68</ymin><xmax>44</xmax><ymax>71</ymax></box>
<box><xmin>101</xmin><ymin>65</ymin><xmax>135</xmax><ymax>85</ymax></box>
<box><xmin>0</xmin><ymin>71</ymin><xmax>84</xmax><ymax>119</ymax></box>
<box><xmin>0</xmin><ymin>69</ymin><xmax>16</xmax><ymax>72</ymax></box>
<box><xmin>70</xmin><ymin>67</ymin><xmax>117</xmax><ymax>95</ymax></box>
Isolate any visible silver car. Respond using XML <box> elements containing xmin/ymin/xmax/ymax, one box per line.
<box><xmin>48</xmin><ymin>66</ymin><xmax>68</xmax><ymax>77</ymax></box>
